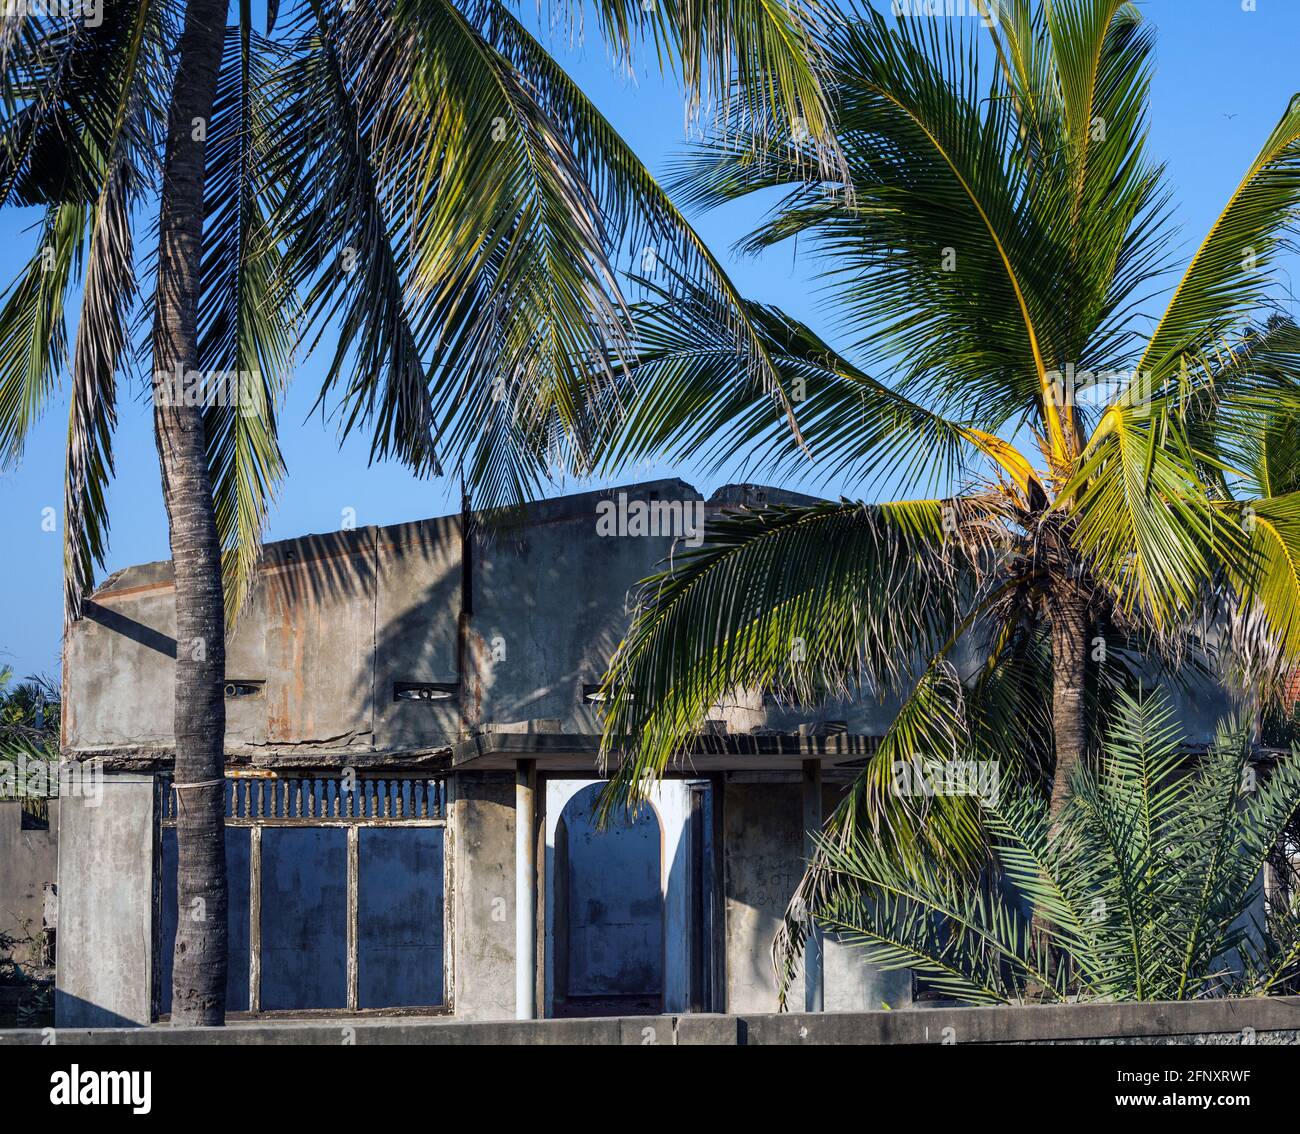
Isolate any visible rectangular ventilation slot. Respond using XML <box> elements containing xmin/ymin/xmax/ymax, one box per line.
<box><xmin>582</xmin><ymin>684</ymin><xmax>636</xmax><ymax>703</ymax></box>
<box><xmin>393</xmin><ymin>681</ymin><xmax>458</xmax><ymax>703</ymax></box>
<box><xmin>224</xmin><ymin>680</ymin><xmax>264</xmax><ymax>699</ymax></box>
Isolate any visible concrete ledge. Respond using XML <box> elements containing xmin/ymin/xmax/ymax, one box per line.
<box><xmin>4</xmin><ymin>998</ymin><xmax>1300</xmax><ymax>1045</ymax></box>
<box><xmin>737</xmin><ymin>997</ymin><xmax>1300</xmax><ymax>1045</ymax></box>
<box><xmin>0</xmin><ymin>1015</ymin><xmax>672</xmax><ymax>1046</ymax></box>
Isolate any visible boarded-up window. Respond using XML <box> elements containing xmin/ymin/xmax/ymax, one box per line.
<box><xmin>157</xmin><ymin>775</ymin><xmax>447</xmax><ymax>1016</ymax></box>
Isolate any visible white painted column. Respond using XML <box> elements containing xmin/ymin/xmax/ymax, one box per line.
<box><xmin>803</xmin><ymin>759</ymin><xmax>824</xmax><ymax>1013</ymax></box>
<box><xmin>515</xmin><ymin>759</ymin><xmax>537</xmax><ymax>1020</ymax></box>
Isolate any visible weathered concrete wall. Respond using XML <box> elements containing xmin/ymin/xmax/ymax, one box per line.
<box><xmin>451</xmin><ymin>773</ymin><xmax>516</xmax><ymax>1020</ymax></box>
<box><xmin>55</xmin><ymin>775</ymin><xmax>154</xmax><ymax>1027</ymax></box>
<box><xmin>470</xmin><ymin>485</ymin><xmax>745</xmax><ymax>734</ymax></box>
<box><xmin>723</xmin><ymin>781</ymin><xmax>804</xmax><ymax>1013</ymax></box>
<box><xmin>64</xmin><ymin>531</ymin><xmax>381</xmax><ymax>760</ymax></box>
<box><xmin>62</xmin><ymin>479</ymin><xmax>927</xmax><ymax>765</ymax></box>
<box><xmin>64</xmin><ymin>563</ymin><xmax>177</xmax><ymax>752</ymax></box>
<box><xmin>0</xmin><ymin>800</ymin><xmax>58</xmax><ymax>964</ymax></box>
<box><xmin>823</xmin><ymin>932</ymin><xmax>912</xmax><ymax>1012</ymax></box>
<box><xmin>722</xmin><ymin>779</ymin><xmax>911</xmax><ymax>1014</ymax></box>
<box><xmin>374</xmin><ymin>517</ymin><xmax>462</xmax><ymax>748</ymax></box>
<box><xmin>7</xmin><ymin>996</ymin><xmax>1299</xmax><ymax>1045</ymax></box>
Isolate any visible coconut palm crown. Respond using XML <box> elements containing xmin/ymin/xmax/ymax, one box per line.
<box><xmin>0</xmin><ymin>0</ymin><xmax>837</xmax><ymax>1021</ymax></box>
<box><xmin>0</xmin><ymin>0</ymin><xmax>838</xmax><ymax>623</ymax></box>
<box><xmin>597</xmin><ymin>0</ymin><xmax>1300</xmax><ymax>865</ymax></box>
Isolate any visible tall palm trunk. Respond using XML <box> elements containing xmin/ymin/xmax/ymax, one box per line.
<box><xmin>1048</xmin><ymin>583</ymin><xmax>1089</xmax><ymax>822</ymax></box>
<box><xmin>151</xmin><ymin>0</ymin><xmax>230</xmax><ymax>1026</ymax></box>
<box><xmin>1026</xmin><ymin>580</ymin><xmax>1091</xmax><ymax>995</ymax></box>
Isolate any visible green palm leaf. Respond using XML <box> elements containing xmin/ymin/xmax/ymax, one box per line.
<box><xmin>199</xmin><ymin>15</ymin><xmax>293</xmax><ymax>624</ymax></box>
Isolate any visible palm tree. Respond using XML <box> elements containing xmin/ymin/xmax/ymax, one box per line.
<box><xmin>597</xmin><ymin>3</ymin><xmax>1300</xmax><ymax>871</ymax></box>
<box><xmin>805</xmin><ymin>691</ymin><xmax>1300</xmax><ymax>1004</ymax></box>
<box><xmin>0</xmin><ymin>666</ymin><xmax>59</xmax><ymax>794</ymax></box>
<box><xmin>0</xmin><ymin>0</ymin><xmax>836</xmax><ymax>1022</ymax></box>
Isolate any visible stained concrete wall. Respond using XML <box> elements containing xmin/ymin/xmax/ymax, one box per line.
<box><xmin>63</xmin><ymin>530</ymin><xmax>381</xmax><ymax>759</ymax></box>
<box><xmin>374</xmin><ymin>517</ymin><xmax>462</xmax><ymax>748</ymax></box>
<box><xmin>62</xmin><ymin>479</ymin><xmax>908</xmax><ymax>763</ymax></box>
<box><xmin>63</xmin><ymin>476</ymin><xmax>1239</xmax><ymax>765</ymax></box>
<box><xmin>55</xmin><ymin>775</ymin><xmax>155</xmax><ymax>1027</ymax></box>
<box><xmin>722</xmin><ymin>779</ymin><xmax>911</xmax><ymax>1014</ymax></box>
<box><xmin>724</xmin><ymin>781</ymin><xmax>805</xmax><ymax>1013</ymax></box>
<box><xmin>0</xmin><ymin>800</ymin><xmax>58</xmax><ymax>964</ymax></box>
<box><xmin>451</xmin><ymin>773</ymin><xmax>516</xmax><ymax>1020</ymax></box>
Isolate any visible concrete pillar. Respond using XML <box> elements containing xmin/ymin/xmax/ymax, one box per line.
<box><xmin>56</xmin><ymin>773</ymin><xmax>157</xmax><ymax>1027</ymax></box>
<box><xmin>515</xmin><ymin>759</ymin><xmax>537</xmax><ymax>1019</ymax></box>
<box><xmin>451</xmin><ymin>773</ymin><xmax>515</xmax><ymax>1021</ymax></box>
<box><xmin>802</xmin><ymin>759</ymin><xmax>824</xmax><ymax>1013</ymax></box>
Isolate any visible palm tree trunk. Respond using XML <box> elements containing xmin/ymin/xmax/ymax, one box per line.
<box><xmin>1048</xmin><ymin>584</ymin><xmax>1089</xmax><ymax>822</ymax></box>
<box><xmin>1024</xmin><ymin>583</ymin><xmax>1091</xmax><ymax>998</ymax></box>
<box><xmin>151</xmin><ymin>0</ymin><xmax>230</xmax><ymax>1026</ymax></box>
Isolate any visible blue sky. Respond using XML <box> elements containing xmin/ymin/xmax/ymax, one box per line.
<box><xmin>2</xmin><ymin>0</ymin><xmax>1298</xmax><ymax>681</ymax></box>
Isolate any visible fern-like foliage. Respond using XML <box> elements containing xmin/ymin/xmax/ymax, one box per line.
<box><xmin>808</xmin><ymin>690</ymin><xmax>1300</xmax><ymax>1004</ymax></box>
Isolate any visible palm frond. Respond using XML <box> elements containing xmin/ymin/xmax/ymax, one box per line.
<box><xmin>1136</xmin><ymin>93</ymin><xmax>1300</xmax><ymax>385</ymax></box>
<box><xmin>789</xmin><ymin>692</ymin><xmax>1300</xmax><ymax>1005</ymax></box>
<box><xmin>596</xmin><ymin>271</ymin><xmax>992</xmax><ymax>498</ymax></box>
<box><xmin>199</xmin><ymin>18</ymin><xmax>293</xmax><ymax>624</ymax></box>
<box><xmin>1062</xmin><ymin>398</ymin><xmax>1249</xmax><ymax>629</ymax></box>
<box><xmin>59</xmin><ymin>0</ymin><xmax>164</xmax><ymax>617</ymax></box>
<box><xmin>584</xmin><ymin>0</ymin><xmax>842</xmax><ymax>178</ymax></box>
<box><xmin>598</xmin><ymin>495</ymin><xmax>1011</xmax><ymax>814</ymax></box>
<box><xmin>276</xmin><ymin>0</ymin><xmax>441</xmax><ymax>478</ymax></box>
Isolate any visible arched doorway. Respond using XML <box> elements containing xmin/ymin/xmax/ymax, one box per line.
<box><xmin>552</xmin><ymin>782</ymin><xmax>663</xmax><ymax>1016</ymax></box>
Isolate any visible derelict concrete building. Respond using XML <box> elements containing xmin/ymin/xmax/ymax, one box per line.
<box><xmin>57</xmin><ymin>479</ymin><xmax>933</xmax><ymax>1025</ymax></box>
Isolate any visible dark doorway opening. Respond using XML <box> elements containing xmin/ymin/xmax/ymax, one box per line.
<box><xmin>552</xmin><ymin>783</ymin><xmax>663</xmax><ymax>1017</ymax></box>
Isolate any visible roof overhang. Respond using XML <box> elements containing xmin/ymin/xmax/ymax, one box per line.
<box><xmin>450</xmin><ymin>731</ymin><xmax>879</xmax><ymax>776</ymax></box>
